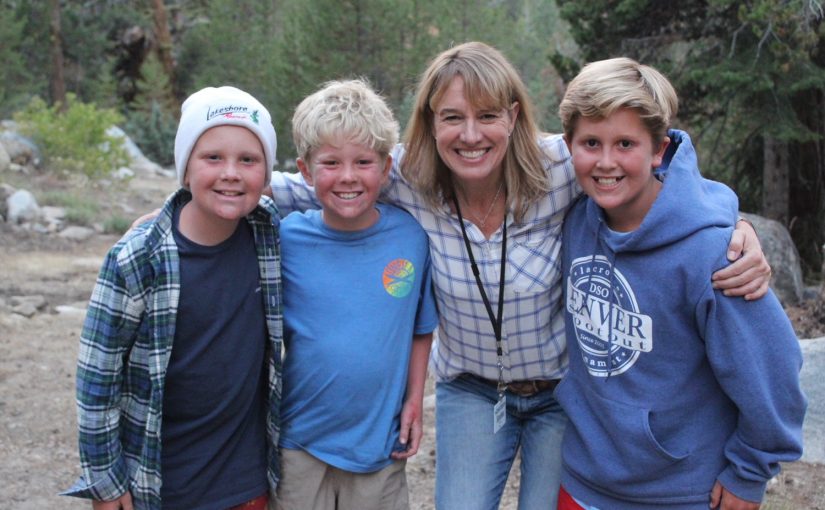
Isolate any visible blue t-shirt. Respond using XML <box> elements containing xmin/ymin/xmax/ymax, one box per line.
<box><xmin>279</xmin><ymin>203</ymin><xmax>438</xmax><ymax>473</ymax></box>
<box><xmin>161</xmin><ymin>210</ymin><xmax>268</xmax><ymax>509</ymax></box>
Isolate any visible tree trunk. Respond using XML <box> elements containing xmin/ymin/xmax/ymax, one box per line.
<box><xmin>762</xmin><ymin>136</ymin><xmax>789</xmax><ymax>225</ymax></box>
<box><xmin>149</xmin><ymin>0</ymin><xmax>177</xmax><ymax>98</ymax></box>
<box><xmin>48</xmin><ymin>0</ymin><xmax>67</xmax><ymax>110</ymax></box>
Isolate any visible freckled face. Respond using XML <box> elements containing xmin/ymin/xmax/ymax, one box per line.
<box><xmin>297</xmin><ymin>140</ymin><xmax>391</xmax><ymax>231</ymax></box>
<box><xmin>566</xmin><ymin>108</ymin><xmax>669</xmax><ymax>232</ymax></box>
<box><xmin>432</xmin><ymin>76</ymin><xmax>518</xmax><ymax>188</ymax></box>
<box><xmin>183</xmin><ymin>125</ymin><xmax>267</xmax><ymax>229</ymax></box>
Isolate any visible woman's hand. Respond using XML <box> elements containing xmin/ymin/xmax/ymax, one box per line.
<box><xmin>712</xmin><ymin>219</ymin><xmax>772</xmax><ymax>300</ymax></box>
<box><xmin>128</xmin><ymin>209</ymin><xmax>161</xmax><ymax>231</ymax></box>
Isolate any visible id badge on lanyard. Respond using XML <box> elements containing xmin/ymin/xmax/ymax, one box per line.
<box><xmin>453</xmin><ymin>195</ymin><xmax>508</xmax><ymax>433</ymax></box>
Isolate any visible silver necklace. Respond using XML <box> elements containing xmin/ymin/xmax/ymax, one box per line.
<box><xmin>465</xmin><ymin>180</ymin><xmax>504</xmax><ymax>228</ymax></box>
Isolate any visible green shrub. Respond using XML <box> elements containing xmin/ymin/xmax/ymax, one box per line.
<box><xmin>103</xmin><ymin>215</ymin><xmax>133</xmax><ymax>235</ymax></box>
<box><xmin>14</xmin><ymin>93</ymin><xmax>129</xmax><ymax>180</ymax></box>
<box><xmin>124</xmin><ymin>98</ymin><xmax>177</xmax><ymax>167</ymax></box>
<box><xmin>38</xmin><ymin>190</ymin><xmax>100</xmax><ymax>227</ymax></box>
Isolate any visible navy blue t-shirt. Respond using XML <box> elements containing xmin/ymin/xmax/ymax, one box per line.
<box><xmin>161</xmin><ymin>208</ymin><xmax>268</xmax><ymax>509</ymax></box>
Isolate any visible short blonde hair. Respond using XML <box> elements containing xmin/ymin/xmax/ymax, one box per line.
<box><xmin>292</xmin><ymin>79</ymin><xmax>399</xmax><ymax>161</ymax></box>
<box><xmin>401</xmin><ymin>41</ymin><xmax>549</xmax><ymax>220</ymax></box>
<box><xmin>559</xmin><ymin>57</ymin><xmax>678</xmax><ymax>144</ymax></box>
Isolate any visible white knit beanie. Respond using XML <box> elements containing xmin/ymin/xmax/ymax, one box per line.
<box><xmin>174</xmin><ymin>86</ymin><xmax>277</xmax><ymax>187</ymax></box>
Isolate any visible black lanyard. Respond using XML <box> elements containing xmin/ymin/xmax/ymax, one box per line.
<box><xmin>452</xmin><ymin>195</ymin><xmax>507</xmax><ymax>389</ymax></box>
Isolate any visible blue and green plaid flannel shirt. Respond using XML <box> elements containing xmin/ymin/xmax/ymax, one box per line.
<box><xmin>63</xmin><ymin>189</ymin><xmax>283</xmax><ymax>509</ymax></box>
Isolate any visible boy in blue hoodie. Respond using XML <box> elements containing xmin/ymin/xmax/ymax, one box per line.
<box><xmin>555</xmin><ymin>58</ymin><xmax>807</xmax><ymax>510</ymax></box>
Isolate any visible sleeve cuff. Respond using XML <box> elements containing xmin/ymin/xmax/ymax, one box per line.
<box><xmin>61</xmin><ymin>458</ymin><xmax>129</xmax><ymax>501</ymax></box>
<box><xmin>717</xmin><ymin>465</ymin><xmax>768</xmax><ymax>504</ymax></box>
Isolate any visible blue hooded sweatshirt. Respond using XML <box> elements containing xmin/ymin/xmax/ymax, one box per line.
<box><xmin>558</xmin><ymin>129</ymin><xmax>806</xmax><ymax>509</ymax></box>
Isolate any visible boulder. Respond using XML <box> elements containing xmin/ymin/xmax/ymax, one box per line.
<box><xmin>0</xmin><ymin>183</ymin><xmax>15</xmax><ymax>221</ymax></box>
<box><xmin>0</xmin><ymin>131</ymin><xmax>41</xmax><ymax>167</ymax></box>
<box><xmin>40</xmin><ymin>205</ymin><xmax>67</xmax><ymax>231</ymax></box>
<box><xmin>0</xmin><ymin>140</ymin><xmax>10</xmax><ymax>173</ymax></box>
<box><xmin>741</xmin><ymin>212</ymin><xmax>804</xmax><ymax>305</ymax></box>
<box><xmin>800</xmin><ymin>337</ymin><xmax>825</xmax><ymax>463</ymax></box>
<box><xmin>7</xmin><ymin>189</ymin><xmax>40</xmax><ymax>224</ymax></box>
<box><xmin>106</xmin><ymin>126</ymin><xmax>164</xmax><ymax>176</ymax></box>
<box><xmin>58</xmin><ymin>225</ymin><xmax>96</xmax><ymax>241</ymax></box>
<box><xmin>10</xmin><ymin>295</ymin><xmax>47</xmax><ymax>318</ymax></box>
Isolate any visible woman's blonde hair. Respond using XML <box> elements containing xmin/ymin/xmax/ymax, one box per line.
<box><xmin>558</xmin><ymin>57</ymin><xmax>678</xmax><ymax>145</ymax></box>
<box><xmin>292</xmin><ymin>79</ymin><xmax>399</xmax><ymax>162</ymax></box>
<box><xmin>401</xmin><ymin>41</ymin><xmax>549</xmax><ymax>220</ymax></box>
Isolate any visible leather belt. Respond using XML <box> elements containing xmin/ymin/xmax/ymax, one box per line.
<box><xmin>466</xmin><ymin>373</ymin><xmax>560</xmax><ymax>397</ymax></box>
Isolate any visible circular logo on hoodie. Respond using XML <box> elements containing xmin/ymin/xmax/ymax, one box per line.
<box><xmin>566</xmin><ymin>255</ymin><xmax>653</xmax><ymax>377</ymax></box>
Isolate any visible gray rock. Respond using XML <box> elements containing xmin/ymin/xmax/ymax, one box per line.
<box><xmin>7</xmin><ymin>189</ymin><xmax>40</xmax><ymax>224</ymax></box>
<box><xmin>800</xmin><ymin>337</ymin><xmax>825</xmax><ymax>463</ymax></box>
<box><xmin>0</xmin><ymin>131</ymin><xmax>41</xmax><ymax>167</ymax></box>
<box><xmin>40</xmin><ymin>205</ymin><xmax>66</xmax><ymax>221</ymax></box>
<box><xmin>106</xmin><ymin>126</ymin><xmax>164</xmax><ymax>176</ymax></box>
<box><xmin>7</xmin><ymin>162</ymin><xmax>28</xmax><ymax>174</ymax></box>
<box><xmin>0</xmin><ymin>183</ymin><xmax>16</xmax><ymax>197</ymax></box>
<box><xmin>55</xmin><ymin>305</ymin><xmax>87</xmax><ymax>317</ymax></box>
<box><xmin>741</xmin><ymin>212</ymin><xmax>804</xmax><ymax>306</ymax></box>
<box><xmin>40</xmin><ymin>206</ymin><xmax>67</xmax><ymax>231</ymax></box>
<box><xmin>29</xmin><ymin>222</ymin><xmax>51</xmax><ymax>234</ymax></box>
<box><xmin>0</xmin><ymin>140</ymin><xmax>10</xmax><ymax>172</ymax></box>
<box><xmin>112</xmin><ymin>166</ymin><xmax>135</xmax><ymax>180</ymax></box>
<box><xmin>0</xmin><ymin>183</ymin><xmax>15</xmax><ymax>221</ymax></box>
<box><xmin>10</xmin><ymin>295</ymin><xmax>47</xmax><ymax>317</ymax></box>
<box><xmin>10</xmin><ymin>295</ymin><xmax>47</xmax><ymax>310</ymax></box>
<box><xmin>12</xmin><ymin>303</ymin><xmax>38</xmax><ymax>318</ymax></box>
<box><xmin>58</xmin><ymin>225</ymin><xmax>96</xmax><ymax>241</ymax></box>
<box><xmin>802</xmin><ymin>286</ymin><xmax>820</xmax><ymax>301</ymax></box>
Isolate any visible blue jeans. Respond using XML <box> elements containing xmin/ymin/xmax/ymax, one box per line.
<box><xmin>434</xmin><ymin>374</ymin><xmax>567</xmax><ymax>510</ymax></box>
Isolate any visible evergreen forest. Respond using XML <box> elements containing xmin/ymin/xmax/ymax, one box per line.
<box><xmin>2</xmin><ymin>0</ymin><xmax>823</xmax><ymax>274</ymax></box>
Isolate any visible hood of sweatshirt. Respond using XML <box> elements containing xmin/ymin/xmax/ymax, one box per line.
<box><xmin>572</xmin><ymin>128</ymin><xmax>739</xmax><ymax>380</ymax></box>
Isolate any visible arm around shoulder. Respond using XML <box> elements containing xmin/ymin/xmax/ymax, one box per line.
<box><xmin>712</xmin><ymin>219</ymin><xmax>772</xmax><ymax>300</ymax></box>
<box><xmin>268</xmin><ymin>169</ymin><xmax>321</xmax><ymax>216</ymax></box>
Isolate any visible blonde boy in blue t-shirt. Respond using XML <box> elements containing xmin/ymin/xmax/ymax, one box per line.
<box><xmin>275</xmin><ymin>80</ymin><xmax>438</xmax><ymax>510</ymax></box>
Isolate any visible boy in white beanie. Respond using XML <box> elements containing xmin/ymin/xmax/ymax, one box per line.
<box><xmin>64</xmin><ymin>86</ymin><xmax>283</xmax><ymax>510</ymax></box>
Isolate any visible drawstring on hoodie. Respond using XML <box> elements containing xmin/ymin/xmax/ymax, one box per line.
<box><xmin>587</xmin><ymin>218</ymin><xmax>619</xmax><ymax>380</ymax></box>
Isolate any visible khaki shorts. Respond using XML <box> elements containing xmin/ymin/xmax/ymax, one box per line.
<box><xmin>274</xmin><ymin>448</ymin><xmax>409</xmax><ymax>510</ymax></box>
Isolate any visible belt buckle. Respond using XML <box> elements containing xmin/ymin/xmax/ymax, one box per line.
<box><xmin>507</xmin><ymin>380</ymin><xmax>539</xmax><ymax>397</ymax></box>
<box><xmin>506</xmin><ymin>379</ymin><xmax>558</xmax><ymax>397</ymax></box>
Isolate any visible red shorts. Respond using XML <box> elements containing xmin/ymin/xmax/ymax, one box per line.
<box><xmin>229</xmin><ymin>493</ymin><xmax>268</xmax><ymax>510</ymax></box>
<box><xmin>557</xmin><ymin>486</ymin><xmax>585</xmax><ymax>510</ymax></box>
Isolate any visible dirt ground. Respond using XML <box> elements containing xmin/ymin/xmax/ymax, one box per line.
<box><xmin>0</xmin><ymin>169</ymin><xmax>822</xmax><ymax>509</ymax></box>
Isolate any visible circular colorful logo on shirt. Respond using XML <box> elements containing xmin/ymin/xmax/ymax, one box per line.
<box><xmin>383</xmin><ymin>259</ymin><xmax>415</xmax><ymax>298</ymax></box>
